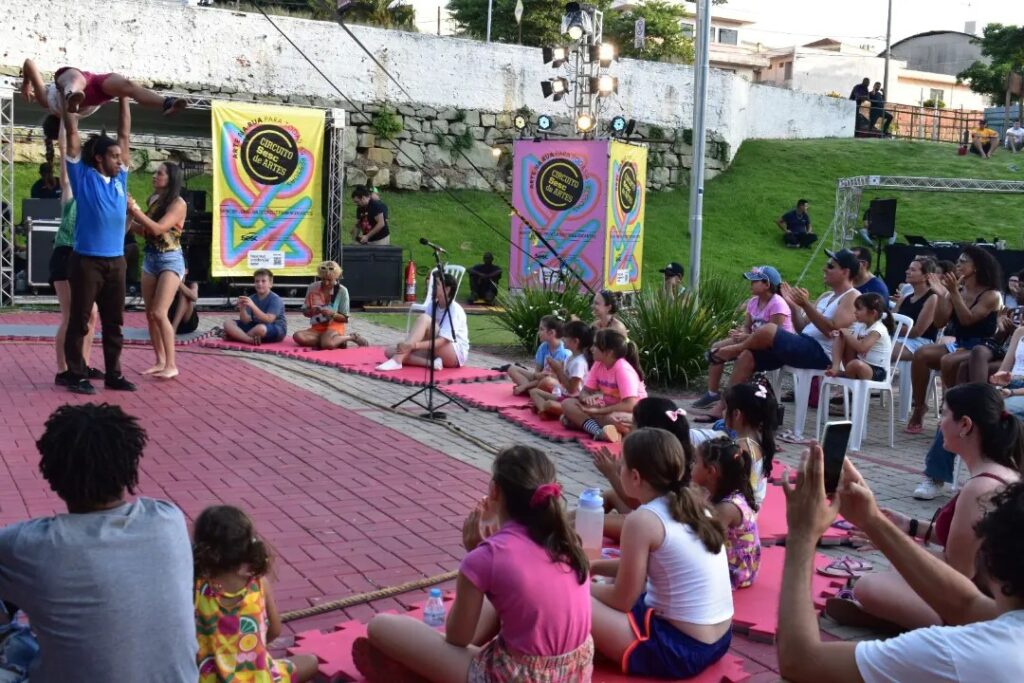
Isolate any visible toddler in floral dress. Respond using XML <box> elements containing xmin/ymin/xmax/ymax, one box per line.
<box><xmin>192</xmin><ymin>505</ymin><xmax>319</xmax><ymax>682</ymax></box>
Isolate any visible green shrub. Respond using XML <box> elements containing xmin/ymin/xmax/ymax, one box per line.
<box><xmin>371</xmin><ymin>106</ymin><xmax>403</xmax><ymax>141</ymax></box>
<box><xmin>621</xmin><ymin>273</ymin><xmax>745</xmax><ymax>388</ymax></box>
<box><xmin>496</xmin><ymin>284</ymin><xmax>594</xmax><ymax>355</ymax></box>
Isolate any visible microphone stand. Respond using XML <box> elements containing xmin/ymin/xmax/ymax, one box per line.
<box><xmin>391</xmin><ymin>244</ymin><xmax>469</xmax><ymax>419</ymax></box>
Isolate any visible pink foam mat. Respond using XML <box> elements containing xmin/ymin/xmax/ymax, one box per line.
<box><xmin>731</xmin><ymin>546</ymin><xmax>844</xmax><ymax>642</ymax></box>
<box><xmin>199</xmin><ymin>336</ymin><xmax>314</xmax><ymax>355</ymax></box>
<box><xmin>579</xmin><ymin>439</ymin><xmax>623</xmax><ymax>457</ymax></box>
<box><xmin>757</xmin><ymin>487</ymin><xmax>851</xmax><ymax>546</ymax></box>
<box><xmin>443</xmin><ymin>382</ymin><xmax>534</xmax><ymax>411</ymax></box>
<box><xmin>302</xmin><ymin>346</ymin><xmax>390</xmax><ymax>368</ymax></box>
<box><xmin>497</xmin><ymin>407</ymin><xmax>585</xmax><ymax>442</ymax></box>
<box><xmin>291</xmin><ymin>594</ymin><xmax>750</xmax><ymax>683</ymax></box>
<box><xmin>353</xmin><ymin>364</ymin><xmax>503</xmax><ymax>386</ymax></box>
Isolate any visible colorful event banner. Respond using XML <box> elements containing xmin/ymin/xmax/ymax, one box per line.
<box><xmin>211</xmin><ymin>101</ymin><xmax>324</xmax><ymax>277</ymax></box>
<box><xmin>604</xmin><ymin>140</ymin><xmax>647</xmax><ymax>292</ymax></box>
<box><xmin>510</xmin><ymin>139</ymin><xmax>646</xmax><ymax>292</ymax></box>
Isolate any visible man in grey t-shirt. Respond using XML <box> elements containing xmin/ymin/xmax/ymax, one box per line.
<box><xmin>0</xmin><ymin>403</ymin><xmax>197</xmax><ymax>682</ymax></box>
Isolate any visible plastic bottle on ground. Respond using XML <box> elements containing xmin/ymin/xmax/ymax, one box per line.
<box><xmin>575</xmin><ymin>488</ymin><xmax>605</xmax><ymax>560</ymax></box>
<box><xmin>423</xmin><ymin>588</ymin><xmax>446</xmax><ymax>629</ymax></box>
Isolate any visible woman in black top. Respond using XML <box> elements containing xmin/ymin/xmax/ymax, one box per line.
<box><xmin>893</xmin><ymin>257</ymin><xmax>939</xmax><ymax>361</ymax></box>
<box><xmin>906</xmin><ymin>246</ymin><xmax>1002</xmax><ymax>433</ymax></box>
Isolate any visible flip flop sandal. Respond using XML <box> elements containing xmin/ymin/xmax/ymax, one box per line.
<box><xmin>816</xmin><ymin>555</ymin><xmax>873</xmax><ymax>578</ymax></box>
<box><xmin>778</xmin><ymin>429</ymin><xmax>813</xmax><ymax>445</ymax></box>
<box><xmin>831</xmin><ymin>519</ymin><xmax>857</xmax><ymax>532</ymax></box>
<box><xmin>904</xmin><ymin>423</ymin><xmax>924</xmax><ymax>435</ymax></box>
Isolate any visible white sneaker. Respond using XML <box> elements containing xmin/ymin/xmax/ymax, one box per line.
<box><xmin>433</xmin><ymin>357</ymin><xmax>443</xmax><ymax>371</ymax></box>
<box><xmin>912</xmin><ymin>479</ymin><xmax>944</xmax><ymax>500</ymax></box>
<box><xmin>376</xmin><ymin>359</ymin><xmax>403</xmax><ymax>372</ymax></box>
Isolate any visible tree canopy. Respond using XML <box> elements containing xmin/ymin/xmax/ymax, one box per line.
<box><xmin>957</xmin><ymin>23</ymin><xmax>1024</xmax><ymax>106</ymax></box>
<box><xmin>446</xmin><ymin>0</ymin><xmax>695</xmax><ymax>63</ymax></box>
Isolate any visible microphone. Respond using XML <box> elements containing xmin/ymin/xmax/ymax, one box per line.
<box><xmin>419</xmin><ymin>237</ymin><xmax>447</xmax><ymax>254</ymax></box>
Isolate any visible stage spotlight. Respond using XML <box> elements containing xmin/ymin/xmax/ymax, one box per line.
<box><xmin>610</xmin><ymin>116</ymin><xmax>627</xmax><ymax>134</ymax></box>
<box><xmin>576</xmin><ymin>112</ymin><xmax>595</xmax><ymax>133</ymax></box>
<box><xmin>561</xmin><ymin>2</ymin><xmax>593</xmax><ymax>41</ymax></box>
<box><xmin>590</xmin><ymin>75</ymin><xmax>618</xmax><ymax>96</ymax></box>
<box><xmin>588</xmin><ymin>43</ymin><xmax>616</xmax><ymax>67</ymax></box>
<box><xmin>537</xmin><ymin>115</ymin><xmax>553</xmax><ymax>131</ymax></box>
<box><xmin>542</xmin><ymin>46</ymin><xmax>569</xmax><ymax>68</ymax></box>
<box><xmin>513</xmin><ymin>114</ymin><xmax>528</xmax><ymax>130</ymax></box>
<box><xmin>541</xmin><ymin>77</ymin><xmax>569</xmax><ymax>101</ymax></box>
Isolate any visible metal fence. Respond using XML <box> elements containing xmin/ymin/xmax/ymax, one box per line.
<box><xmin>855</xmin><ymin>103</ymin><xmax>985</xmax><ymax>145</ymax></box>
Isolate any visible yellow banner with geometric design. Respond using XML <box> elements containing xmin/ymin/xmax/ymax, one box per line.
<box><xmin>603</xmin><ymin>140</ymin><xmax>647</xmax><ymax>292</ymax></box>
<box><xmin>210</xmin><ymin>100</ymin><xmax>324</xmax><ymax>277</ymax></box>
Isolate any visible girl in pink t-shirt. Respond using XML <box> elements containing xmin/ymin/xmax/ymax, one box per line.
<box><xmin>562</xmin><ymin>329</ymin><xmax>647</xmax><ymax>442</ymax></box>
<box><xmin>354</xmin><ymin>446</ymin><xmax>593</xmax><ymax>683</ymax></box>
<box><xmin>694</xmin><ymin>265</ymin><xmax>793</xmax><ymax>411</ymax></box>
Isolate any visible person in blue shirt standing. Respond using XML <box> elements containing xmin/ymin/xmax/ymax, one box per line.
<box><xmin>776</xmin><ymin>199</ymin><xmax>817</xmax><ymax>248</ymax></box>
<box><xmin>60</xmin><ymin>95</ymin><xmax>136</xmax><ymax>395</ymax></box>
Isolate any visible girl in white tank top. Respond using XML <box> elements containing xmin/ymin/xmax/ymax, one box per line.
<box><xmin>589</xmin><ymin>428</ymin><xmax>734</xmax><ymax>679</ymax></box>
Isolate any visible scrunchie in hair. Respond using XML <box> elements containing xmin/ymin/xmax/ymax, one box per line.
<box><xmin>529</xmin><ymin>482</ymin><xmax>562</xmax><ymax>508</ymax></box>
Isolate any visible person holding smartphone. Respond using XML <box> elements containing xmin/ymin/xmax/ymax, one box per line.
<box><xmin>221</xmin><ymin>269</ymin><xmax>287</xmax><ymax>345</ymax></box>
<box><xmin>776</xmin><ymin>443</ymin><xmax>1024</xmax><ymax>683</ymax></box>
<box><xmin>827</xmin><ymin>384</ymin><xmax>1021</xmax><ymax>632</ymax></box>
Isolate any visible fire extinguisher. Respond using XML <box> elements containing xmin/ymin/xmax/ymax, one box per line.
<box><xmin>404</xmin><ymin>258</ymin><xmax>417</xmax><ymax>302</ymax></box>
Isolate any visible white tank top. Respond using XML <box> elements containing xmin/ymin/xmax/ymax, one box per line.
<box><xmin>638</xmin><ymin>496</ymin><xmax>734</xmax><ymax>625</ymax></box>
<box><xmin>804</xmin><ymin>288</ymin><xmax>858</xmax><ymax>352</ymax></box>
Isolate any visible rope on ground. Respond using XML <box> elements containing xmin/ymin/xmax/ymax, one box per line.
<box><xmin>280</xmin><ymin>569</ymin><xmax>457</xmax><ymax>623</ymax></box>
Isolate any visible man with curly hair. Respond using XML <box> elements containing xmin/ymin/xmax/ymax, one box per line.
<box><xmin>0</xmin><ymin>403</ymin><xmax>197</xmax><ymax>682</ymax></box>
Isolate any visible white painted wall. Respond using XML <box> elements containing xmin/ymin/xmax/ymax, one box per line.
<box><xmin>1</xmin><ymin>0</ymin><xmax>852</xmax><ymax>160</ymax></box>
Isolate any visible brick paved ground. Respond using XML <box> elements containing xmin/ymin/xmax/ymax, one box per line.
<box><xmin>0</xmin><ymin>309</ymin><xmax>955</xmax><ymax>676</ymax></box>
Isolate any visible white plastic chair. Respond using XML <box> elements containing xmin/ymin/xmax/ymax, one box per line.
<box><xmin>816</xmin><ymin>314</ymin><xmax>912</xmax><ymax>452</ymax></box>
<box><xmin>780</xmin><ymin>365</ymin><xmax>829</xmax><ymax>440</ymax></box>
<box><xmin>405</xmin><ymin>264</ymin><xmax>466</xmax><ymax>333</ymax></box>
<box><xmin>897</xmin><ymin>363</ymin><xmax>941</xmax><ymax>422</ymax></box>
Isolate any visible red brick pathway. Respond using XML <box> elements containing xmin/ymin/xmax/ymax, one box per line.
<box><xmin>0</xmin><ymin>341</ymin><xmax>490</xmax><ymax>632</ymax></box>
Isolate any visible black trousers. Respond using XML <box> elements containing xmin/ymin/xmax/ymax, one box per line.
<box><xmin>783</xmin><ymin>232</ymin><xmax>818</xmax><ymax>248</ymax></box>
<box><xmin>65</xmin><ymin>252</ymin><xmax>126</xmax><ymax>380</ymax></box>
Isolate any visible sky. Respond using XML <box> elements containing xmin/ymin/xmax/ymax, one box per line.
<box><xmin>409</xmin><ymin>1</ymin><xmax>1020</xmax><ymax>47</ymax></box>
<box><xmin>720</xmin><ymin>0</ymin><xmax>1021</xmax><ymax>51</ymax></box>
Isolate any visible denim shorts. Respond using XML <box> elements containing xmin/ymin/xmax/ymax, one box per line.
<box><xmin>142</xmin><ymin>249</ymin><xmax>186</xmax><ymax>278</ymax></box>
<box><xmin>238</xmin><ymin>320</ymin><xmax>286</xmax><ymax>343</ymax></box>
<box><xmin>751</xmin><ymin>330</ymin><xmax>831</xmax><ymax>372</ymax></box>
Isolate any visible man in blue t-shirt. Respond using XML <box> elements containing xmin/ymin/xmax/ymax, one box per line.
<box><xmin>850</xmin><ymin>245</ymin><xmax>890</xmax><ymax>300</ymax></box>
<box><xmin>61</xmin><ymin>96</ymin><xmax>136</xmax><ymax>395</ymax></box>
<box><xmin>777</xmin><ymin>199</ymin><xmax>817</xmax><ymax>248</ymax></box>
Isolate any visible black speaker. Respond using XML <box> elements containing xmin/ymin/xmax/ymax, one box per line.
<box><xmin>868</xmin><ymin>198</ymin><xmax>897</xmax><ymax>239</ymax></box>
<box><xmin>181</xmin><ymin>190</ymin><xmax>207</xmax><ymax>214</ymax></box>
<box><xmin>28</xmin><ymin>223</ymin><xmax>57</xmax><ymax>288</ymax></box>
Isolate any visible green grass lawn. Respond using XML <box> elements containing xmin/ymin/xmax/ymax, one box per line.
<box><xmin>12</xmin><ymin>138</ymin><xmax>1023</xmax><ymax>298</ymax></box>
<box><xmin>361</xmin><ymin>311</ymin><xmax>519</xmax><ymax>348</ymax></box>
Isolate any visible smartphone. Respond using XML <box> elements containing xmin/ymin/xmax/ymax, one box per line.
<box><xmin>821</xmin><ymin>421</ymin><xmax>853</xmax><ymax>494</ymax></box>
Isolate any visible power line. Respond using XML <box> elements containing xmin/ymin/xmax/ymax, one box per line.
<box><xmin>251</xmin><ymin>1</ymin><xmax>595</xmax><ymax>293</ymax></box>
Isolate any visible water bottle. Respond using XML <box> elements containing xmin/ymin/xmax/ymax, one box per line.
<box><xmin>575</xmin><ymin>488</ymin><xmax>605</xmax><ymax>560</ymax></box>
<box><xmin>423</xmin><ymin>588</ymin><xmax>446</xmax><ymax>629</ymax></box>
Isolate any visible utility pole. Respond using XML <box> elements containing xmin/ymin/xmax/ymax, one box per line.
<box><xmin>687</xmin><ymin>0</ymin><xmax>712</xmax><ymax>294</ymax></box>
<box><xmin>486</xmin><ymin>0</ymin><xmax>493</xmax><ymax>42</ymax></box>
<box><xmin>882</xmin><ymin>0</ymin><xmax>892</xmax><ymax>101</ymax></box>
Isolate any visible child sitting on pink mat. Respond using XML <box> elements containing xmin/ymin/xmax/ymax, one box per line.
<box><xmin>353</xmin><ymin>446</ymin><xmax>593</xmax><ymax>682</ymax></box>
<box><xmin>529</xmin><ymin>320</ymin><xmax>593</xmax><ymax>418</ymax></box>
<box><xmin>589</xmin><ymin>428</ymin><xmax>733</xmax><ymax>678</ymax></box>
<box><xmin>691</xmin><ymin>437</ymin><xmax>762</xmax><ymax>589</ymax></box>
<box><xmin>561</xmin><ymin>329</ymin><xmax>646</xmax><ymax>442</ymax></box>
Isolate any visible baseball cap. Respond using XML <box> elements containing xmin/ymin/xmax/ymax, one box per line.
<box><xmin>742</xmin><ymin>265</ymin><xmax>781</xmax><ymax>287</ymax></box>
<box><xmin>659</xmin><ymin>262</ymin><xmax>685</xmax><ymax>277</ymax></box>
<box><xmin>825</xmin><ymin>249</ymin><xmax>859</xmax><ymax>273</ymax></box>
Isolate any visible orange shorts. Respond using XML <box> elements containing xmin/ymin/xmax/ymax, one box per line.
<box><xmin>311</xmin><ymin>321</ymin><xmax>347</xmax><ymax>335</ymax></box>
